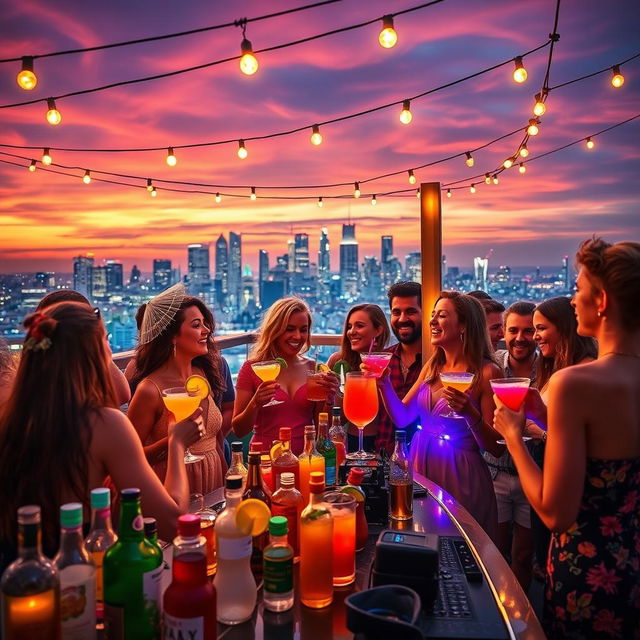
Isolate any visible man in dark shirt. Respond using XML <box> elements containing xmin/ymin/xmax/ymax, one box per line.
<box><xmin>375</xmin><ymin>281</ymin><xmax>423</xmax><ymax>453</ymax></box>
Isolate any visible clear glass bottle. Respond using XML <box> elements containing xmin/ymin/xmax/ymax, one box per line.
<box><xmin>213</xmin><ymin>475</ymin><xmax>256</xmax><ymax>625</ymax></box>
<box><xmin>84</xmin><ymin>488</ymin><xmax>117</xmax><ymax>630</ymax></box>
<box><xmin>389</xmin><ymin>430</ymin><xmax>413</xmax><ymax>521</ymax></box>
<box><xmin>226</xmin><ymin>441</ymin><xmax>248</xmax><ymax>489</ymax></box>
<box><xmin>54</xmin><ymin>502</ymin><xmax>97</xmax><ymax>639</ymax></box>
<box><xmin>299</xmin><ymin>425</ymin><xmax>325</xmax><ymax>505</ymax></box>
<box><xmin>270</xmin><ymin>472</ymin><xmax>304</xmax><ymax>562</ymax></box>
<box><xmin>329</xmin><ymin>406</ymin><xmax>347</xmax><ymax>467</ymax></box>
<box><xmin>316</xmin><ymin>412</ymin><xmax>337</xmax><ymax>488</ymax></box>
<box><xmin>1</xmin><ymin>505</ymin><xmax>61</xmax><ymax>640</ymax></box>
<box><xmin>263</xmin><ymin>516</ymin><xmax>294</xmax><ymax>612</ymax></box>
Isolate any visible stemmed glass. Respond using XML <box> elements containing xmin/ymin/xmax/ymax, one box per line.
<box><xmin>490</xmin><ymin>378</ymin><xmax>533</xmax><ymax>444</ymax></box>
<box><xmin>251</xmin><ymin>360</ymin><xmax>283</xmax><ymax>407</ymax></box>
<box><xmin>162</xmin><ymin>386</ymin><xmax>204</xmax><ymax>464</ymax></box>
<box><xmin>439</xmin><ymin>372</ymin><xmax>475</xmax><ymax>418</ymax></box>
<box><xmin>343</xmin><ymin>372</ymin><xmax>379</xmax><ymax>460</ymax></box>
<box><xmin>360</xmin><ymin>352</ymin><xmax>392</xmax><ymax>378</ymax></box>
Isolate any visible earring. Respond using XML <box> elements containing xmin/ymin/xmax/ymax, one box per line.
<box><xmin>173</xmin><ymin>343</ymin><xmax>177</xmax><ymax>357</ymax></box>
<box><xmin>597</xmin><ymin>310</ymin><xmax>602</xmax><ymax>318</ymax></box>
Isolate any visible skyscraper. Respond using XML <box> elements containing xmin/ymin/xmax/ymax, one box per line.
<box><xmin>129</xmin><ymin>264</ymin><xmax>141</xmax><ymax>284</ymax></box>
<box><xmin>105</xmin><ymin>260</ymin><xmax>123</xmax><ymax>293</ymax></box>
<box><xmin>474</xmin><ymin>256</ymin><xmax>489</xmax><ymax>291</ymax></box>
<box><xmin>228</xmin><ymin>232</ymin><xmax>242</xmax><ymax>309</ymax></box>
<box><xmin>318</xmin><ymin>227</ymin><xmax>330</xmax><ymax>276</ymax></box>
<box><xmin>188</xmin><ymin>244</ymin><xmax>210</xmax><ymax>294</ymax></box>
<box><xmin>259</xmin><ymin>249</ymin><xmax>269</xmax><ymax>307</ymax></box>
<box><xmin>405</xmin><ymin>252</ymin><xmax>422</xmax><ymax>283</ymax></box>
<box><xmin>73</xmin><ymin>254</ymin><xmax>94</xmax><ymax>299</ymax></box>
<box><xmin>340</xmin><ymin>223</ymin><xmax>359</xmax><ymax>297</ymax></box>
<box><xmin>153</xmin><ymin>259</ymin><xmax>172</xmax><ymax>290</ymax></box>
<box><xmin>92</xmin><ymin>266</ymin><xmax>107</xmax><ymax>299</ymax></box>
<box><xmin>215</xmin><ymin>234</ymin><xmax>229</xmax><ymax>306</ymax></box>
<box><xmin>294</xmin><ymin>233</ymin><xmax>309</xmax><ymax>272</ymax></box>
<box><xmin>562</xmin><ymin>255</ymin><xmax>570</xmax><ymax>290</ymax></box>
<box><xmin>381</xmin><ymin>236</ymin><xmax>393</xmax><ymax>264</ymax></box>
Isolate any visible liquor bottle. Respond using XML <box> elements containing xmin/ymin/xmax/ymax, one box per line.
<box><xmin>389</xmin><ymin>430</ymin><xmax>413</xmax><ymax>521</ymax></box>
<box><xmin>298</xmin><ymin>425</ymin><xmax>325</xmax><ymax>504</ymax></box>
<box><xmin>329</xmin><ymin>407</ymin><xmax>347</xmax><ymax>467</ymax></box>
<box><xmin>315</xmin><ymin>412</ymin><xmax>337</xmax><ymax>488</ymax></box>
<box><xmin>249</xmin><ymin>440</ymin><xmax>264</xmax><ymax>455</ymax></box>
<box><xmin>163</xmin><ymin>514</ymin><xmax>216</xmax><ymax>639</ymax></box>
<box><xmin>143</xmin><ymin>518</ymin><xmax>160</xmax><ymax>549</ymax></box>
<box><xmin>85</xmin><ymin>488</ymin><xmax>117</xmax><ymax>629</ymax></box>
<box><xmin>272</xmin><ymin>427</ymin><xmax>299</xmax><ymax>490</ymax></box>
<box><xmin>270</xmin><ymin>472</ymin><xmax>304</xmax><ymax>562</ymax></box>
<box><xmin>103</xmin><ymin>488</ymin><xmax>163</xmax><ymax>639</ymax></box>
<box><xmin>260</xmin><ymin>454</ymin><xmax>275</xmax><ymax>492</ymax></box>
<box><xmin>213</xmin><ymin>475</ymin><xmax>256</xmax><ymax>625</ymax></box>
<box><xmin>243</xmin><ymin>452</ymin><xmax>272</xmax><ymax>577</ymax></box>
<box><xmin>225</xmin><ymin>442</ymin><xmax>248</xmax><ymax>490</ymax></box>
<box><xmin>299</xmin><ymin>471</ymin><xmax>333</xmax><ymax>609</ymax></box>
<box><xmin>339</xmin><ymin>468</ymin><xmax>369</xmax><ymax>551</ymax></box>
<box><xmin>1</xmin><ymin>505</ymin><xmax>61</xmax><ymax>640</ymax></box>
<box><xmin>262</xmin><ymin>516</ymin><xmax>294</xmax><ymax>612</ymax></box>
<box><xmin>198</xmin><ymin>505</ymin><xmax>217</xmax><ymax>577</ymax></box>
<box><xmin>54</xmin><ymin>503</ymin><xmax>96</xmax><ymax>639</ymax></box>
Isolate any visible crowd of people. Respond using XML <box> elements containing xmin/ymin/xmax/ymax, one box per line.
<box><xmin>0</xmin><ymin>236</ymin><xmax>637</xmax><ymax>639</ymax></box>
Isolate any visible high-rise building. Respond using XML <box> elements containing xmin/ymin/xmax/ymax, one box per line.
<box><xmin>381</xmin><ymin>236</ymin><xmax>393</xmax><ymax>264</ymax></box>
<box><xmin>188</xmin><ymin>244</ymin><xmax>210</xmax><ymax>294</ymax></box>
<box><xmin>153</xmin><ymin>259</ymin><xmax>172</xmax><ymax>290</ymax></box>
<box><xmin>294</xmin><ymin>233</ymin><xmax>309</xmax><ymax>272</ymax></box>
<box><xmin>318</xmin><ymin>227</ymin><xmax>330</xmax><ymax>276</ymax></box>
<box><xmin>258</xmin><ymin>250</ymin><xmax>269</xmax><ymax>307</ymax></box>
<box><xmin>92</xmin><ymin>266</ymin><xmax>108</xmax><ymax>299</ymax></box>
<box><xmin>340</xmin><ymin>223</ymin><xmax>359</xmax><ymax>297</ymax></box>
<box><xmin>562</xmin><ymin>255</ymin><xmax>570</xmax><ymax>290</ymax></box>
<box><xmin>405</xmin><ymin>252</ymin><xmax>422</xmax><ymax>283</ymax></box>
<box><xmin>34</xmin><ymin>272</ymin><xmax>55</xmax><ymax>289</ymax></box>
<box><xmin>129</xmin><ymin>264</ymin><xmax>141</xmax><ymax>284</ymax></box>
<box><xmin>287</xmin><ymin>237</ymin><xmax>296</xmax><ymax>273</ymax></box>
<box><xmin>362</xmin><ymin>256</ymin><xmax>383</xmax><ymax>301</ymax></box>
<box><xmin>215</xmin><ymin>235</ymin><xmax>229</xmax><ymax>295</ymax></box>
<box><xmin>105</xmin><ymin>260</ymin><xmax>123</xmax><ymax>293</ymax></box>
<box><xmin>474</xmin><ymin>257</ymin><xmax>489</xmax><ymax>291</ymax></box>
<box><xmin>228</xmin><ymin>232</ymin><xmax>242</xmax><ymax>309</ymax></box>
<box><xmin>73</xmin><ymin>254</ymin><xmax>94</xmax><ymax>299</ymax></box>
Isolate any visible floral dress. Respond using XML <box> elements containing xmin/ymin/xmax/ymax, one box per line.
<box><xmin>545</xmin><ymin>457</ymin><xmax>640</xmax><ymax>639</ymax></box>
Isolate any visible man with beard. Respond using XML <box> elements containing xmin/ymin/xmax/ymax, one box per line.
<box><xmin>484</xmin><ymin>301</ymin><xmax>538</xmax><ymax>590</ymax></box>
<box><xmin>374</xmin><ymin>281</ymin><xmax>423</xmax><ymax>453</ymax></box>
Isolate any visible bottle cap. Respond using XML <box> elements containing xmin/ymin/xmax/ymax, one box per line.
<box><xmin>347</xmin><ymin>468</ymin><xmax>365</xmax><ymax>485</ymax></box>
<box><xmin>90</xmin><ymin>487</ymin><xmax>111</xmax><ymax>509</ymax></box>
<box><xmin>231</xmin><ymin>441</ymin><xmax>243</xmax><ymax>453</ymax></box>
<box><xmin>280</xmin><ymin>472</ymin><xmax>295</xmax><ymax>486</ymax></box>
<box><xmin>332</xmin><ymin>406</ymin><xmax>341</xmax><ymax>416</ymax></box>
<box><xmin>269</xmin><ymin>515</ymin><xmax>288</xmax><ymax>537</ymax></box>
<box><xmin>177</xmin><ymin>513</ymin><xmax>201</xmax><ymax>538</ymax></box>
<box><xmin>309</xmin><ymin>471</ymin><xmax>325</xmax><ymax>494</ymax></box>
<box><xmin>60</xmin><ymin>503</ymin><xmax>83</xmax><ymax>528</ymax></box>
<box><xmin>226</xmin><ymin>474</ymin><xmax>243</xmax><ymax>490</ymax></box>
<box><xmin>319</xmin><ymin>412</ymin><xmax>328</xmax><ymax>421</ymax></box>
<box><xmin>279</xmin><ymin>427</ymin><xmax>292</xmax><ymax>441</ymax></box>
<box><xmin>248</xmin><ymin>452</ymin><xmax>261</xmax><ymax>465</ymax></box>
<box><xmin>17</xmin><ymin>505</ymin><xmax>41</xmax><ymax>525</ymax></box>
<box><xmin>249</xmin><ymin>440</ymin><xmax>263</xmax><ymax>453</ymax></box>
<box><xmin>121</xmin><ymin>488</ymin><xmax>141</xmax><ymax>501</ymax></box>
<box><xmin>304</xmin><ymin>425</ymin><xmax>315</xmax><ymax>435</ymax></box>
<box><xmin>260</xmin><ymin>454</ymin><xmax>271</xmax><ymax>465</ymax></box>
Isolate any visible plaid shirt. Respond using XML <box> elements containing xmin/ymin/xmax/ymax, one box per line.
<box><xmin>374</xmin><ymin>342</ymin><xmax>423</xmax><ymax>453</ymax></box>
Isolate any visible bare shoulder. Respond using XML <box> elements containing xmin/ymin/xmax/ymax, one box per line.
<box><xmin>482</xmin><ymin>361</ymin><xmax>503</xmax><ymax>381</ymax></box>
<box><xmin>132</xmin><ymin>377</ymin><xmax>162</xmax><ymax>403</ymax></box>
<box><xmin>548</xmin><ymin>363</ymin><xmax>596</xmax><ymax>396</ymax></box>
<box><xmin>91</xmin><ymin>407</ymin><xmax>135</xmax><ymax>433</ymax></box>
<box><xmin>326</xmin><ymin>352</ymin><xmax>341</xmax><ymax>368</ymax></box>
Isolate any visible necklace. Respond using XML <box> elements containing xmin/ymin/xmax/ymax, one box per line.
<box><xmin>600</xmin><ymin>351</ymin><xmax>640</xmax><ymax>359</ymax></box>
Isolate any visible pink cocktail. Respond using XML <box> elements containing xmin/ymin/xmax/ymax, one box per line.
<box><xmin>360</xmin><ymin>352</ymin><xmax>392</xmax><ymax>378</ymax></box>
<box><xmin>490</xmin><ymin>378</ymin><xmax>530</xmax><ymax>411</ymax></box>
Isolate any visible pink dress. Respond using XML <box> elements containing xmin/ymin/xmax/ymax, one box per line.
<box><xmin>236</xmin><ymin>360</ymin><xmax>316</xmax><ymax>455</ymax></box>
<box><xmin>409</xmin><ymin>382</ymin><xmax>498</xmax><ymax>541</ymax></box>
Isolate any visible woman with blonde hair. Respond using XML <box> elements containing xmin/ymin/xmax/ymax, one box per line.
<box><xmin>233</xmin><ymin>297</ymin><xmax>338</xmax><ymax>455</ymax></box>
<box><xmin>376</xmin><ymin>291</ymin><xmax>503</xmax><ymax>539</ymax></box>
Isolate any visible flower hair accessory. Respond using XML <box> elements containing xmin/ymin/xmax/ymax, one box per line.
<box><xmin>24</xmin><ymin>311</ymin><xmax>57</xmax><ymax>352</ymax></box>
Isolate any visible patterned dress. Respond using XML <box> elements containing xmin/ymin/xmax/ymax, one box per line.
<box><xmin>545</xmin><ymin>457</ymin><xmax>640</xmax><ymax>639</ymax></box>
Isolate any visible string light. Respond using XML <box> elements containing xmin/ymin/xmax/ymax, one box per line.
<box><xmin>533</xmin><ymin>92</ymin><xmax>546</xmax><ymax>116</ymax></box>
<box><xmin>371</xmin><ymin>194</ymin><xmax>377</xmax><ymax>205</ymax></box>
<box><xmin>484</xmin><ymin>173</ymin><xmax>491</xmax><ymax>184</ymax></box>
<box><xmin>237</xmin><ymin>139</ymin><xmax>248</xmax><ymax>159</ymax></box>
<box><xmin>317</xmin><ymin>196</ymin><xmax>323</xmax><ymax>207</ymax></box>
<box><xmin>240</xmin><ymin>36</ymin><xmax>259</xmax><ymax>76</ymax></box>
<box><xmin>166</xmin><ymin>147</ymin><xmax>177</xmax><ymax>166</ymax></box>
<box><xmin>469</xmin><ymin>184</ymin><xmax>476</xmax><ymax>194</ymax></box>
<box><xmin>215</xmin><ymin>192</ymin><xmax>222</xmax><ymax>203</ymax></box>
<box><xmin>503</xmin><ymin>157</ymin><xmax>514</xmax><ymax>169</ymax></box>
<box><xmin>45</xmin><ymin>98</ymin><xmax>61</xmax><ymax>125</ymax></box>
<box><xmin>415</xmin><ymin>188</ymin><xmax>420</xmax><ymax>198</ymax></box>
<box><xmin>42</xmin><ymin>148</ymin><xmax>52</xmax><ymax>165</ymax></box>
<box><xmin>17</xmin><ymin>56</ymin><xmax>37</xmax><ymax>90</ymax></box>
<box><xmin>146</xmin><ymin>178</ymin><xmax>153</xmax><ymax>191</ymax></box>
<box><xmin>513</xmin><ymin>56</ymin><xmax>527</xmax><ymax>83</ymax></box>
<box><xmin>492</xmin><ymin>175</ymin><xmax>499</xmax><ymax>185</ymax></box>
<box><xmin>310</xmin><ymin>125</ymin><xmax>323</xmax><ymax>146</ymax></box>
<box><xmin>150</xmin><ymin>186</ymin><xmax>157</xmax><ymax>196</ymax></box>
<box><xmin>28</xmin><ymin>159</ymin><xmax>36</xmax><ymax>172</ymax></box>
<box><xmin>465</xmin><ymin>152</ymin><xmax>474</xmax><ymax>168</ymax></box>
<box><xmin>378</xmin><ymin>15</ymin><xmax>398</xmax><ymax>48</ymax></box>
<box><xmin>82</xmin><ymin>170</ymin><xmax>91</xmax><ymax>184</ymax></box>
<box><xmin>519</xmin><ymin>162</ymin><xmax>526</xmax><ymax>174</ymax></box>
<box><xmin>527</xmin><ymin>118</ymin><xmax>540</xmax><ymax>136</ymax></box>
<box><xmin>399</xmin><ymin>99</ymin><xmax>412</xmax><ymax>125</ymax></box>
<box><xmin>446</xmin><ymin>189</ymin><xmax>452</xmax><ymax>198</ymax></box>
<box><xmin>354</xmin><ymin>181</ymin><xmax>361</xmax><ymax>198</ymax></box>
<box><xmin>407</xmin><ymin>169</ymin><xmax>416</xmax><ymax>185</ymax></box>
<box><xmin>519</xmin><ymin>144</ymin><xmax>529</xmax><ymax>158</ymax></box>
<box><xmin>611</xmin><ymin>65</ymin><xmax>624</xmax><ymax>88</ymax></box>
<box><xmin>586</xmin><ymin>137</ymin><xmax>595</xmax><ymax>149</ymax></box>
<box><xmin>250</xmin><ymin>186</ymin><xmax>257</xmax><ymax>200</ymax></box>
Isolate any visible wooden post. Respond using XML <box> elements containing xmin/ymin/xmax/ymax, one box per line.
<box><xmin>420</xmin><ymin>182</ymin><xmax>442</xmax><ymax>357</ymax></box>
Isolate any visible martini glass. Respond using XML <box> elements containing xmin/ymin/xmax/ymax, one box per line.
<box><xmin>343</xmin><ymin>372</ymin><xmax>379</xmax><ymax>460</ymax></box>
<box><xmin>162</xmin><ymin>386</ymin><xmax>204</xmax><ymax>464</ymax></box>
<box><xmin>490</xmin><ymin>378</ymin><xmax>533</xmax><ymax>444</ymax></box>
<box><xmin>439</xmin><ymin>372</ymin><xmax>475</xmax><ymax>418</ymax></box>
<box><xmin>251</xmin><ymin>360</ymin><xmax>283</xmax><ymax>406</ymax></box>
<box><xmin>360</xmin><ymin>352</ymin><xmax>393</xmax><ymax>378</ymax></box>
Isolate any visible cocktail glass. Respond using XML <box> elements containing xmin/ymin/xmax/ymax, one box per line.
<box><xmin>251</xmin><ymin>360</ymin><xmax>283</xmax><ymax>406</ymax></box>
<box><xmin>360</xmin><ymin>352</ymin><xmax>392</xmax><ymax>378</ymax></box>
<box><xmin>162</xmin><ymin>386</ymin><xmax>204</xmax><ymax>464</ymax></box>
<box><xmin>307</xmin><ymin>371</ymin><xmax>328</xmax><ymax>402</ymax></box>
<box><xmin>439</xmin><ymin>372</ymin><xmax>475</xmax><ymax>418</ymax></box>
<box><xmin>343</xmin><ymin>372</ymin><xmax>379</xmax><ymax>460</ymax></box>
<box><xmin>490</xmin><ymin>378</ymin><xmax>533</xmax><ymax>444</ymax></box>
<box><xmin>324</xmin><ymin>492</ymin><xmax>356</xmax><ymax>586</ymax></box>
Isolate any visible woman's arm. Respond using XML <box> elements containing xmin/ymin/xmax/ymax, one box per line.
<box><xmin>110</xmin><ymin>361</ymin><xmax>131</xmax><ymax>406</ymax></box>
<box><xmin>127</xmin><ymin>379</ymin><xmax>171</xmax><ymax>464</ymax></box>
<box><xmin>377</xmin><ymin>363</ymin><xmax>428</xmax><ymax>428</ymax></box>
<box><xmin>232</xmin><ymin>383</ymin><xmax>277</xmax><ymax>437</ymax></box>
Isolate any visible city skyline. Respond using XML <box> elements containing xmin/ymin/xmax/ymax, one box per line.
<box><xmin>1</xmin><ymin>0</ymin><xmax>639</xmax><ymax>273</ymax></box>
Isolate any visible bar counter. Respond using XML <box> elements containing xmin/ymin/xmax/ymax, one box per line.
<box><xmin>163</xmin><ymin>472</ymin><xmax>545</xmax><ymax>640</ymax></box>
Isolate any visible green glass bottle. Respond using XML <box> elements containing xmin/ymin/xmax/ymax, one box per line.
<box><xmin>103</xmin><ymin>488</ymin><xmax>163</xmax><ymax>639</ymax></box>
<box><xmin>316</xmin><ymin>412</ymin><xmax>337</xmax><ymax>487</ymax></box>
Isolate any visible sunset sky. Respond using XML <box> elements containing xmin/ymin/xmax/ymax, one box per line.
<box><xmin>1</xmin><ymin>0</ymin><xmax>639</xmax><ymax>275</ymax></box>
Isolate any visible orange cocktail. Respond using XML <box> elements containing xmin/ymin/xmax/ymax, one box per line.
<box><xmin>324</xmin><ymin>492</ymin><xmax>356</xmax><ymax>586</ymax></box>
<box><xmin>343</xmin><ymin>372</ymin><xmax>379</xmax><ymax>460</ymax></box>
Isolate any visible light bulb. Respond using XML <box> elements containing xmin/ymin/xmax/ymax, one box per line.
<box><xmin>415</xmin><ymin>188</ymin><xmax>420</xmax><ymax>198</ymax></box>
<box><xmin>17</xmin><ymin>56</ymin><xmax>37</xmax><ymax>90</ymax></box>
<box><xmin>446</xmin><ymin>189</ymin><xmax>452</xmax><ymax>198</ymax></box>
<box><xmin>28</xmin><ymin>160</ymin><xmax>36</xmax><ymax>172</ymax></box>
<box><xmin>318</xmin><ymin>197</ymin><xmax>323</xmax><ymax>208</ymax></box>
<box><xmin>240</xmin><ymin>39</ymin><xmax>258</xmax><ymax>76</ymax></box>
<box><xmin>586</xmin><ymin>137</ymin><xmax>595</xmax><ymax>149</ymax></box>
<box><xmin>519</xmin><ymin>144</ymin><xmax>529</xmax><ymax>158</ymax></box>
<box><xmin>354</xmin><ymin>182</ymin><xmax>360</xmax><ymax>198</ymax></box>
<box><xmin>399</xmin><ymin>99</ymin><xmax>412</xmax><ymax>125</ymax></box>
<box><xmin>465</xmin><ymin>151</ymin><xmax>474</xmax><ymax>168</ymax></box>
<box><xmin>503</xmin><ymin>157</ymin><xmax>514</xmax><ymax>169</ymax></box>
<box><xmin>371</xmin><ymin>195</ymin><xmax>377</xmax><ymax>205</ymax></box>
<box><xmin>492</xmin><ymin>175</ymin><xmax>499</xmax><ymax>185</ymax></box>
<box><xmin>250</xmin><ymin>187</ymin><xmax>256</xmax><ymax>201</ymax></box>
<box><xmin>215</xmin><ymin>192</ymin><xmax>222</xmax><ymax>203</ymax></box>
<box><xmin>166</xmin><ymin>147</ymin><xmax>177</xmax><ymax>166</ymax></box>
<box><xmin>46</xmin><ymin>98</ymin><xmax>61</xmax><ymax>125</ymax></box>
<box><xmin>484</xmin><ymin>173</ymin><xmax>491</xmax><ymax>184</ymax></box>
<box><xmin>42</xmin><ymin>148</ymin><xmax>52</xmax><ymax>165</ymax></box>
<box><xmin>310</xmin><ymin>125</ymin><xmax>323</xmax><ymax>146</ymax></box>
<box><xmin>237</xmin><ymin>139</ymin><xmax>248</xmax><ymax>160</ymax></box>
<box><xmin>519</xmin><ymin>163</ymin><xmax>526</xmax><ymax>174</ymax></box>
<box><xmin>146</xmin><ymin>178</ymin><xmax>153</xmax><ymax>192</ymax></box>
<box><xmin>527</xmin><ymin>118</ymin><xmax>539</xmax><ymax>136</ymax></box>
<box><xmin>151</xmin><ymin>187</ymin><xmax>157</xmax><ymax>197</ymax></box>
<box><xmin>533</xmin><ymin>93</ymin><xmax>546</xmax><ymax>116</ymax></box>
<box><xmin>82</xmin><ymin>170</ymin><xmax>91</xmax><ymax>184</ymax></box>
<box><xmin>470</xmin><ymin>184</ymin><xmax>476</xmax><ymax>194</ymax></box>
<box><xmin>379</xmin><ymin>15</ymin><xmax>398</xmax><ymax>48</ymax></box>
<box><xmin>408</xmin><ymin>169</ymin><xmax>416</xmax><ymax>185</ymax></box>
<box><xmin>513</xmin><ymin>56</ymin><xmax>527</xmax><ymax>83</ymax></box>
<box><xmin>611</xmin><ymin>65</ymin><xmax>624</xmax><ymax>88</ymax></box>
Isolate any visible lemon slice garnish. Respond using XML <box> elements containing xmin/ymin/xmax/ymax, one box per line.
<box><xmin>235</xmin><ymin>499</ymin><xmax>271</xmax><ymax>536</ymax></box>
<box><xmin>185</xmin><ymin>374</ymin><xmax>210</xmax><ymax>399</ymax></box>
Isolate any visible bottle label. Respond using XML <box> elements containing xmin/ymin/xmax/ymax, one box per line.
<box><xmin>324</xmin><ymin>462</ymin><xmax>336</xmax><ymax>485</ymax></box>
<box><xmin>217</xmin><ymin>535</ymin><xmax>252</xmax><ymax>560</ymax></box>
<box><xmin>132</xmin><ymin>515</ymin><xmax>144</xmax><ymax>531</ymax></box>
<box><xmin>163</xmin><ymin>613</ymin><xmax>204</xmax><ymax>639</ymax></box>
<box><xmin>104</xmin><ymin>604</ymin><xmax>125</xmax><ymax>640</ymax></box>
<box><xmin>264</xmin><ymin>556</ymin><xmax>293</xmax><ymax>594</ymax></box>
<box><xmin>143</xmin><ymin>564</ymin><xmax>163</xmax><ymax>633</ymax></box>
<box><xmin>60</xmin><ymin>565</ymin><xmax>96</xmax><ymax>637</ymax></box>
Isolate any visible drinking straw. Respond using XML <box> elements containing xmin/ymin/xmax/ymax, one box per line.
<box><xmin>368</xmin><ymin>338</ymin><xmax>375</xmax><ymax>353</ymax></box>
